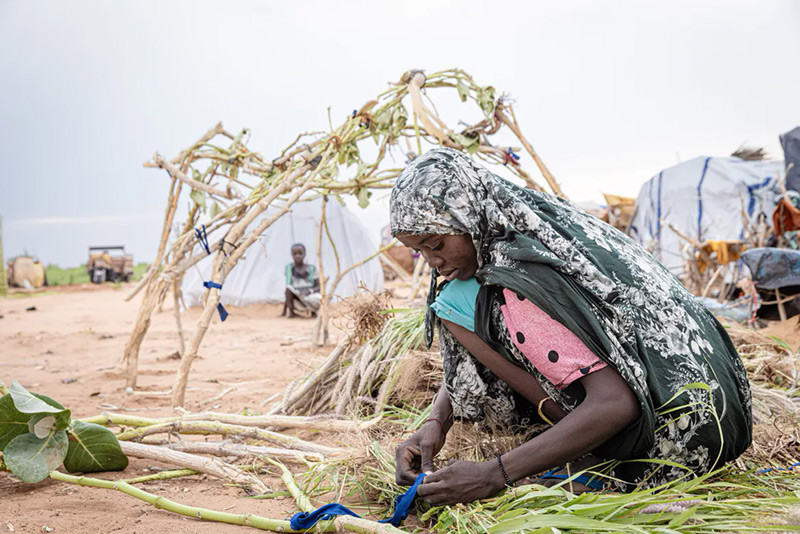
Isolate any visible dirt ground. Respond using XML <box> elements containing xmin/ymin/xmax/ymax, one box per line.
<box><xmin>0</xmin><ymin>284</ymin><xmax>346</xmax><ymax>533</ymax></box>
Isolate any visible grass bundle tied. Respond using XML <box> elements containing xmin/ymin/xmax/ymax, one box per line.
<box><xmin>277</xmin><ymin>305</ymin><xmax>430</xmax><ymax>418</ymax></box>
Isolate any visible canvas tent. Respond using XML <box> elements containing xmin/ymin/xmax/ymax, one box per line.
<box><xmin>182</xmin><ymin>197</ymin><xmax>384</xmax><ymax>307</ymax></box>
<box><xmin>629</xmin><ymin>156</ymin><xmax>785</xmax><ymax>275</ymax></box>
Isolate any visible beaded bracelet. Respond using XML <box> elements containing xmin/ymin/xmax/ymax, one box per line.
<box><xmin>496</xmin><ymin>454</ymin><xmax>511</xmax><ymax>486</ymax></box>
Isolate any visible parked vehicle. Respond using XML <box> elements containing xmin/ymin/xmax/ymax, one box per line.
<box><xmin>87</xmin><ymin>246</ymin><xmax>133</xmax><ymax>283</ymax></box>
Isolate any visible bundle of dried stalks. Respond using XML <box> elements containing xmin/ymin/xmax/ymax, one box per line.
<box><xmin>389</xmin><ymin>350</ymin><xmax>442</xmax><ymax>409</ymax></box>
<box><xmin>732</xmin><ymin>145</ymin><xmax>768</xmax><ymax>161</ymax></box>
<box><xmin>338</xmin><ymin>291</ymin><xmax>392</xmax><ymax>344</ymax></box>
<box><xmin>277</xmin><ymin>308</ymin><xmax>428</xmax><ymax>418</ymax></box>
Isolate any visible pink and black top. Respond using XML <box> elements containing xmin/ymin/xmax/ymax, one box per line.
<box><xmin>431</xmin><ymin>278</ymin><xmax>605</xmax><ymax>390</ymax></box>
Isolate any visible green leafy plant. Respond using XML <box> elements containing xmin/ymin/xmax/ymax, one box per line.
<box><xmin>0</xmin><ymin>381</ymin><xmax>128</xmax><ymax>482</ymax></box>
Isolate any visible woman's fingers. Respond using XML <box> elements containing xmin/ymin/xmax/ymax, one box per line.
<box><xmin>395</xmin><ymin>442</ymin><xmax>422</xmax><ymax>485</ymax></box>
<box><xmin>419</xmin><ymin>439</ymin><xmax>437</xmax><ymax>474</ymax></box>
<box><xmin>422</xmin><ymin>460</ymin><xmax>457</xmax><ymax>483</ymax></box>
<box><xmin>416</xmin><ymin>479</ymin><xmax>448</xmax><ymax>504</ymax></box>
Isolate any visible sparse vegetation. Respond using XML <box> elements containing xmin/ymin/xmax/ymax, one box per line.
<box><xmin>44</xmin><ymin>262</ymin><xmax>149</xmax><ymax>286</ymax></box>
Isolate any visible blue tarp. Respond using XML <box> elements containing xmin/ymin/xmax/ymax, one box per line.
<box><xmin>741</xmin><ymin>247</ymin><xmax>800</xmax><ymax>290</ymax></box>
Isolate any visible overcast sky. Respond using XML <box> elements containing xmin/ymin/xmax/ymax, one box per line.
<box><xmin>2</xmin><ymin>0</ymin><xmax>799</xmax><ymax>267</ymax></box>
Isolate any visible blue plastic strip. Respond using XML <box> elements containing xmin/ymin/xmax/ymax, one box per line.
<box><xmin>656</xmin><ymin>172</ymin><xmax>663</xmax><ymax>243</ymax></box>
<box><xmin>540</xmin><ymin>468</ymin><xmax>605</xmax><ymax>491</ymax></box>
<box><xmin>380</xmin><ymin>472</ymin><xmax>427</xmax><ymax>527</ymax></box>
<box><xmin>289</xmin><ymin>473</ymin><xmax>426</xmax><ymax>530</ymax></box>
<box><xmin>756</xmin><ymin>461</ymin><xmax>800</xmax><ymax>475</ymax></box>
<box><xmin>195</xmin><ymin>224</ymin><xmax>211</xmax><ymax>255</ymax></box>
<box><xmin>289</xmin><ymin>503</ymin><xmax>360</xmax><ymax>530</ymax></box>
<box><xmin>202</xmin><ymin>281</ymin><xmax>228</xmax><ymax>321</ymax></box>
<box><xmin>647</xmin><ymin>178</ymin><xmax>655</xmax><ymax>238</ymax></box>
<box><xmin>696</xmin><ymin>157</ymin><xmax>711</xmax><ymax>241</ymax></box>
<box><xmin>740</xmin><ymin>176</ymin><xmax>773</xmax><ymax>240</ymax></box>
<box><xmin>746</xmin><ymin>176</ymin><xmax>773</xmax><ymax>216</ymax></box>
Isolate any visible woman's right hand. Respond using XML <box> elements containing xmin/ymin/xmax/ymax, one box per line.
<box><xmin>395</xmin><ymin>421</ymin><xmax>447</xmax><ymax>485</ymax></box>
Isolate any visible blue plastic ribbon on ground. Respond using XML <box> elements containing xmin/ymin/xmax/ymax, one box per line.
<box><xmin>195</xmin><ymin>224</ymin><xmax>211</xmax><ymax>255</ymax></box>
<box><xmin>289</xmin><ymin>473</ymin><xmax>426</xmax><ymax>530</ymax></box>
<box><xmin>202</xmin><ymin>281</ymin><xmax>229</xmax><ymax>321</ymax></box>
<box><xmin>756</xmin><ymin>461</ymin><xmax>800</xmax><ymax>475</ymax></box>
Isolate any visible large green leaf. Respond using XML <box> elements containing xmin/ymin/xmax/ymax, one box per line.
<box><xmin>9</xmin><ymin>381</ymin><xmax>63</xmax><ymax>414</ymax></box>
<box><xmin>64</xmin><ymin>421</ymin><xmax>128</xmax><ymax>473</ymax></box>
<box><xmin>4</xmin><ymin>430</ymin><xmax>69</xmax><ymax>483</ymax></box>
<box><xmin>0</xmin><ymin>394</ymin><xmax>30</xmax><ymax>450</ymax></box>
<box><xmin>7</xmin><ymin>382</ymin><xmax>70</xmax><ymax>430</ymax></box>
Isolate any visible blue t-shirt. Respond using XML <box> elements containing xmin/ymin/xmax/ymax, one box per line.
<box><xmin>430</xmin><ymin>277</ymin><xmax>481</xmax><ymax>332</ymax></box>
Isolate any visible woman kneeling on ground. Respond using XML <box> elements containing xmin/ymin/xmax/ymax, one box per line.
<box><xmin>391</xmin><ymin>148</ymin><xmax>752</xmax><ymax>505</ymax></box>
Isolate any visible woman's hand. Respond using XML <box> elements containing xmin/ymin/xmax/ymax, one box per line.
<box><xmin>395</xmin><ymin>422</ymin><xmax>447</xmax><ymax>485</ymax></box>
<box><xmin>416</xmin><ymin>460</ymin><xmax>506</xmax><ymax>505</ymax></box>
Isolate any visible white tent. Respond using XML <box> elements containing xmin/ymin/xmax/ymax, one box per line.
<box><xmin>182</xmin><ymin>197</ymin><xmax>384</xmax><ymax>307</ymax></box>
<box><xmin>629</xmin><ymin>156</ymin><xmax>785</xmax><ymax>275</ymax></box>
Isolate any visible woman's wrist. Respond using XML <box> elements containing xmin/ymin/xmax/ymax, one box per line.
<box><xmin>423</xmin><ymin>417</ymin><xmax>449</xmax><ymax>436</ymax></box>
<box><xmin>484</xmin><ymin>457</ymin><xmax>509</xmax><ymax>492</ymax></box>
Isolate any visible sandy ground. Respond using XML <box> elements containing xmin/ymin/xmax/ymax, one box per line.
<box><xmin>0</xmin><ymin>284</ymin><xmax>344</xmax><ymax>533</ymax></box>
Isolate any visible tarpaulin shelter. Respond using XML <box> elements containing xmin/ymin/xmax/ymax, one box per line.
<box><xmin>629</xmin><ymin>156</ymin><xmax>785</xmax><ymax>275</ymax></box>
<box><xmin>182</xmin><ymin>197</ymin><xmax>383</xmax><ymax>307</ymax></box>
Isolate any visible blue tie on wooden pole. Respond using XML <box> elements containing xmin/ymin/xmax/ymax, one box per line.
<box><xmin>289</xmin><ymin>473</ymin><xmax>426</xmax><ymax>530</ymax></box>
<box><xmin>202</xmin><ymin>281</ymin><xmax>229</xmax><ymax>321</ymax></box>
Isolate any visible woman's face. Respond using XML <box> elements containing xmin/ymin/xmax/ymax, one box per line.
<box><xmin>397</xmin><ymin>233</ymin><xmax>478</xmax><ymax>281</ymax></box>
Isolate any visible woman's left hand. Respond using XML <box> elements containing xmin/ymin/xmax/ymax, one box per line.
<box><xmin>416</xmin><ymin>460</ymin><xmax>506</xmax><ymax>505</ymax></box>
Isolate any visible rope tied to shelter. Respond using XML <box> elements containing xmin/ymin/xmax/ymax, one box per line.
<box><xmin>202</xmin><ymin>281</ymin><xmax>229</xmax><ymax>321</ymax></box>
<box><xmin>195</xmin><ymin>224</ymin><xmax>211</xmax><ymax>255</ymax></box>
<box><xmin>503</xmin><ymin>147</ymin><xmax>521</xmax><ymax>166</ymax></box>
<box><xmin>193</xmin><ymin>224</ymin><xmax>230</xmax><ymax>321</ymax></box>
<box><xmin>289</xmin><ymin>473</ymin><xmax>426</xmax><ymax>530</ymax></box>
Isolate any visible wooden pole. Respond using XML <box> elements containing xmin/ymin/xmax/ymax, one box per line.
<box><xmin>172</xmin><ymin>278</ymin><xmax>186</xmax><ymax>356</ymax></box>
<box><xmin>495</xmin><ymin>106</ymin><xmax>566</xmax><ymax>198</ymax></box>
<box><xmin>313</xmin><ymin>196</ymin><xmax>329</xmax><ymax>346</ymax></box>
<box><xmin>171</xmin><ymin>174</ymin><xmax>314</xmax><ymax>407</ymax></box>
<box><xmin>123</xmin><ymin>282</ymin><xmax>160</xmax><ymax>388</ymax></box>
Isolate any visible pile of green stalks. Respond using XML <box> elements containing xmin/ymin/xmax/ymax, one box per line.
<box><xmin>423</xmin><ymin>470</ymin><xmax>800</xmax><ymax>533</ymax></box>
<box><xmin>298</xmin><ymin>435</ymin><xmax>800</xmax><ymax>533</ymax></box>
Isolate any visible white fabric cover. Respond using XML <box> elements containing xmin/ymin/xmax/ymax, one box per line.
<box><xmin>628</xmin><ymin>156</ymin><xmax>785</xmax><ymax>275</ymax></box>
<box><xmin>182</xmin><ymin>197</ymin><xmax>383</xmax><ymax>307</ymax></box>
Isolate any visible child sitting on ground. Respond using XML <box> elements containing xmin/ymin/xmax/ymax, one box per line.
<box><xmin>281</xmin><ymin>243</ymin><xmax>321</xmax><ymax>318</ymax></box>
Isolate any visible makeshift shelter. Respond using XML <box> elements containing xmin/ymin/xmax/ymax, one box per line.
<box><xmin>122</xmin><ymin>69</ymin><xmax>565</xmax><ymax>406</ymax></box>
<box><xmin>181</xmin><ymin>197</ymin><xmax>383</xmax><ymax>307</ymax></box>
<box><xmin>7</xmin><ymin>256</ymin><xmax>46</xmax><ymax>288</ymax></box>
<box><xmin>629</xmin><ymin>156</ymin><xmax>785</xmax><ymax>275</ymax></box>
